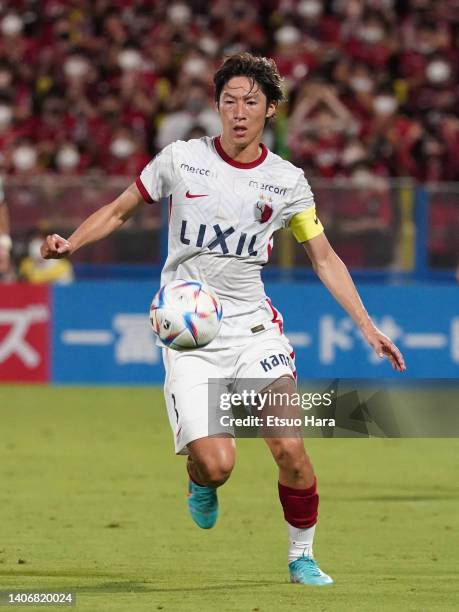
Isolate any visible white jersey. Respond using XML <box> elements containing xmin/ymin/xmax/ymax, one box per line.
<box><xmin>136</xmin><ymin>136</ymin><xmax>316</xmax><ymax>346</ymax></box>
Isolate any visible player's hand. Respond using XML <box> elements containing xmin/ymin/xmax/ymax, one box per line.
<box><xmin>40</xmin><ymin>234</ymin><xmax>72</xmax><ymax>259</ymax></box>
<box><xmin>361</xmin><ymin>324</ymin><xmax>406</xmax><ymax>372</ymax></box>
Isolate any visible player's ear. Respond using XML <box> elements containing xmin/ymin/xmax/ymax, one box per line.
<box><xmin>265</xmin><ymin>101</ymin><xmax>277</xmax><ymax>119</ymax></box>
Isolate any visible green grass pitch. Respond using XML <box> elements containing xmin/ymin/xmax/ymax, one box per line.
<box><xmin>0</xmin><ymin>386</ymin><xmax>458</xmax><ymax>611</ymax></box>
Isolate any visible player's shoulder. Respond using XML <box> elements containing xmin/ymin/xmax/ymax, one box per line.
<box><xmin>169</xmin><ymin>136</ymin><xmax>214</xmax><ymax>156</ymax></box>
<box><xmin>264</xmin><ymin>149</ymin><xmax>306</xmax><ymax>186</ymax></box>
<box><xmin>166</xmin><ymin>137</ymin><xmax>218</xmax><ymax>177</ymax></box>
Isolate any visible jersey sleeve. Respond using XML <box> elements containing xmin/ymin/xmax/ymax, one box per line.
<box><xmin>282</xmin><ymin>172</ymin><xmax>324</xmax><ymax>242</ymax></box>
<box><xmin>136</xmin><ymin>143</ymin><xmax>176</xmax><ymax>203</ymax></box>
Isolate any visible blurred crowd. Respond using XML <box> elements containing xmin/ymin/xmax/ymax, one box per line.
<box><xmin>0</xmin><ymin>0</ymin><xmax>458</xmax><ymax>182</ymax></box>
<box><xmin>0</xmin><ymin>0</ymin><xmax>458</xmax><ymax>279</ymax></box>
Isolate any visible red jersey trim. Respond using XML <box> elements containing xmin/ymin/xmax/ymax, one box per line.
<box><xmin>266</xmin><ymin>297</ymin><xmax>284</xmax><ymax>335</ymax></box>
<box><xmin>214</xmin><ymin>136</ymin><xmax>268</xmax><ymax>169</ymax></box>
<box><xmin>135</xmin><ymin>176</ymin><xmax>154</xmax><ymax>203</ymax></box>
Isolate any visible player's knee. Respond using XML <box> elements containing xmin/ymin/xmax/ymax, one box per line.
<box><xmin>207</xmin><ymin>469</ymin><xmax>232</xmax><ymax>488</ymax></box>
<box><xmin>201</xmin><ymin>459</ymin><xmax>233</xmax><ymax>487</ymax></box>
<box><xmin>188</xmin><ymin>436</ymin><xmax>235</xmax><ymax>487</ymax></box>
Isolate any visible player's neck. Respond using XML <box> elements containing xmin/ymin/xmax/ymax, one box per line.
<box><xmin>218</xmin><ymin>134</ymin><xmax>263</xmax><ymax>164</ymax></box>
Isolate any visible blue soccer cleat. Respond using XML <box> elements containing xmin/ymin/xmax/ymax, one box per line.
<box><xmin>187</xmin><ymin>480</ymin><xmax>218</xmax><ymax>529</ymax></box>
<box><xmin>289</xmin><ymin>555</ymin><xmax>334</xmax><ymax>585</ymax></box>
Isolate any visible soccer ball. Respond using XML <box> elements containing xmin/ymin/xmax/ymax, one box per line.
<box><xmin>150</xmin><ymin>279</ymin><xmax>223</xmax><ymax>351</ymax></box>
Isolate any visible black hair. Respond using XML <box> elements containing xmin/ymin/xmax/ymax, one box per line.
<box><xmin>214</xmin><ymin>52</ymin><xmax>285</xmax><ymax>108</ymax></box>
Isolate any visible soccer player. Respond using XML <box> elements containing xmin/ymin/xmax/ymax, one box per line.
<box><xmin>41</xmin><ymin>53</ymin><xmax>406</xmax><ymax>585</ymax></box>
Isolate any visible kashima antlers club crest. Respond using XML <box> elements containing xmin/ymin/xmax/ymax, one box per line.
<box><xmin>255</xmin><ymin>194</ymin><xmax>273</xmax><ymax>223</ymax></box>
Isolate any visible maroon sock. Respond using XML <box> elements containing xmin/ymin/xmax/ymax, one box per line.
<box><xmin>278</xmin><ymin>479</ymin><xmax>318</xmax><ymax>529</ymax></box>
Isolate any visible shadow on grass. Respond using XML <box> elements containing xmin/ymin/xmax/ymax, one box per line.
<box><xmin>0</xmin><ymin>570</ymin><xmax>130</xmax><ymax>579</ymax></box>
<box><xmin>84</xmin><ymin>580</ymin><xmax>283</xmax><ymax>593</ymax></box>
<box><xmin>0</xmin><ymin>577</ymin><xmax>283</xmax><ymax>594</ymax></box>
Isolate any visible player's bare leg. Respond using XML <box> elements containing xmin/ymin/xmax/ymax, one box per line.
<box><xmin>262</xmin><ymin>376</ymin><xmax>333</xmax><ymax>585</ymax></box>
<box><xmin>187</xmin><ymin>435</ymin><xmax>235</xmax><ymax>486</ymax></box>
<box><xmin>185</xmin><ymin>435</ymin><xmax>235</xmax><ymax>529</ymax></box>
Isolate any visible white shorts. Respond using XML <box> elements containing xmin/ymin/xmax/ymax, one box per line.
<box><xmin>162</xmin><ymin>327</ymin><xmax>296</xmax><ymax>454</ymax></box>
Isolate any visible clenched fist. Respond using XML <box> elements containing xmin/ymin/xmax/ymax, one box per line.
<box><xmin>41</xmin><ymin>234</ymin><xmax>72</xmax><ymax>259</ymax></box>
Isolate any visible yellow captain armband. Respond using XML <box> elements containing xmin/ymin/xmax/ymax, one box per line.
<box><xmin>289</xmin><ymin>207</ymin><xmax>324</xmax><ymax>243</ymax></box>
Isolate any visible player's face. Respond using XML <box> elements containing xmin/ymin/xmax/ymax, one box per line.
<box><xmin>218</xmin><ymin>77</ymin><xmax>276</xmax><ymax>148</ymax></box>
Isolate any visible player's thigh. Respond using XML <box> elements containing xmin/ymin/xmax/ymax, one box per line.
<box><xmin>233</xmin><ymin>334</ymin><xmax>305</xmax><ymax>451</ymax></box>
<box><xmin>233</xmin><ymin>331</ymin><xmax>296</xmax><ymax>394</ymax></box>
<box><xmin>259</xmin><ymin>374</ymin><xmax>308</xmax><ymax>463</ymax></box>
<box><xmin>163</xmin><ymin>348</ymin><xmax>234</xmax><ymax>455</ymax></box>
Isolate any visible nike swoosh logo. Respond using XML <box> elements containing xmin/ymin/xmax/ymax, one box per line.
<box><xmin>186</xmin><ymin>191</ymin><xmax>208</xmax><ymax>198</ymax></box>
<box><xmin>314</xmin><ymin>216</ymin><xmax>319</xmax><ymax>225</ymax></box>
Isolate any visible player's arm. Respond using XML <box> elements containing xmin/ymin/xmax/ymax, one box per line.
<box><xmin>291</xmin><ymin>209</ymin><xmax>406</xmax><ymax>372</ymax></box>
<box><xmin>41</xmin><ymin>182</ymin><xmax>146</xmax><ymax>259</ymax></box>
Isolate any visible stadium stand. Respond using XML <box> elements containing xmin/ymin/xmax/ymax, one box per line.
<box><xmin>0</xmin><ymin>0</ymin><xmax>457</xmax><ymax>275</ymax></box>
